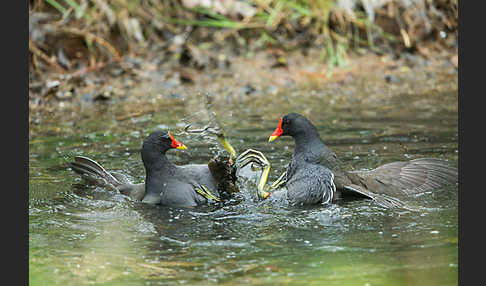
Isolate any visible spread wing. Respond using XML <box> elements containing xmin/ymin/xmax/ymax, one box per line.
<box><xmin>349</xmin><ymin>158</ymin><xmax>458</xmax><ymax>197</ymax></box>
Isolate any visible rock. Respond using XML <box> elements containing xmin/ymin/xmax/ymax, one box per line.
<box><xmin>384</xmin><ymin>74</ymin><xmax>400</xmax><ymax>84</ymax></box>
<box><xmin>240</xmin><ymin>84</ymin><xmax>256</xmax><ymax>95</ymax></box>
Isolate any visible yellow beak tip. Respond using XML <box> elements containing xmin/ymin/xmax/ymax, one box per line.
<box><xmin>177</xmin><ymin>145</ymin><xmax>188</xmax><ymax>150</ymax></box>
<box><xmin>268</xmin><ymin>136</ymin><xmax>278</xmax><ymax>142</ymax></box>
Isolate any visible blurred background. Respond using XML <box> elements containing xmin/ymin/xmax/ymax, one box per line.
<box><xmin>29</xmin><ymin>0</ymin><xmax>458</xmax><ymax>125</ymax></box>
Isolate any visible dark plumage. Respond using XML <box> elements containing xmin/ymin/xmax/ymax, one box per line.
<box><xmin>285</xmin><ymin>160</ymin><xmax>335</xmax><ymax>205</ymax></box>
<box><xmin>268</xmin><ymin>113</ymin><xmax>458</xmax><ymax>208</ymax></box>
<box><xmin>70</xmin><ymin>131</ymin><xmax>236</xmax><ymax>207</ymax></box>
<box><xmin>70</xmin><ymin>155</ymin><xmax>146</xmax><ymax>201</ymax></box>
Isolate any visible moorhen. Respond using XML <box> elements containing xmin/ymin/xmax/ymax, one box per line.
<box><xmin>70</xmin><ymin>130</ymin><xmax>239</xmax><ymax>207</ymax></box>
<box><xmin>242</xmin><ymin>113</ymin><xmax>458</xmax><ymax>208</ymax></box>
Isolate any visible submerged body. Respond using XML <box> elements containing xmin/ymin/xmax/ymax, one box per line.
<box><xmin>265</xmin><ymin>113</ymin><xmax>458</xmax><ymax>208</ymax></box>
<box><xmin>71</xmin><ymin>131</ymin><xmax>235</xmax><ymax>207</ymax></box>
<box><xmin>141</xmin><ymin>159</ymin><xmax>220</xmax><ymax>206</ymax></box>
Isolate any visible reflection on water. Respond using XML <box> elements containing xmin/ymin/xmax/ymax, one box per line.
<box><xmin>29</xmin><ymin>86</ymin><xmax>457</xmax><ymax>285</ymax></box>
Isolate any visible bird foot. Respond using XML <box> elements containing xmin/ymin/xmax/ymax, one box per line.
<box><xmin>235</xmin><ymin>149</ymin><xmax>272</xmax><ymax>200</ymax></box>
<box><xmin>235</xmin><ymin>149</ymin><xmax>269</xmax><ymax>168</ymax></box>
<box><xmin>184</xmin><ymin>123</ymin><xmax>223</xmax><ymax>137</ymax></box>
<box><xmin>184</xmin><ymin>124</ymin><xmax>237</xmax><ymax>160</ymax></box>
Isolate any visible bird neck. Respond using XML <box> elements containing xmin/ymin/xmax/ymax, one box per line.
<box><xmin>142</xmin><ymin>148</ymin><xmax>175</xmax><ymax>175</ymax></box>
<box><xmin>292</xmin><ymin>130</ymin><xmax>326</xmax><ymax>164</ymax></box>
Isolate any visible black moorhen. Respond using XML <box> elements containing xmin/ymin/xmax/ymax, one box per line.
<box><xmin>260</xmin><ymin>112</ymin><xmax>458</xmax><ymax>208</ymax></box>
<box><xmin>70</xmin><ymin>131</ymin><xmax>237</xmax><ymax>207</ymax></box>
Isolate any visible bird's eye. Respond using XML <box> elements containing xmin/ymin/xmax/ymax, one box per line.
<box><xmin>161</xmin><ymin>135</ymin><xmax>171</xmax><ymax>142</ymax></box>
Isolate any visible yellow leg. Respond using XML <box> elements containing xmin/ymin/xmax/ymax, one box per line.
<box><xmin>270</xmin><ymin>171</ymin><xmax>287</xmax><ymax>189</ymax></box>
<box><xmin>257</xmin><ymin>164</ymin><xmax>271</xmax><ymax>199</ymax></box>
<box><xmin>195</xmin><ymin>185</ymin><xmax>221</xmax><ymax>202</ymax></box>
<box><xmin>184</xmin><ymin>123</ymin><xmax>237</xmax><ymax>161</ymax></box>
<box><xmin>217</xmin><ymin>135</ymin><xmax>237</xmax><ymax>161</ymax></box>
<box><xmin>235</xmin><ymin>149</ymin><xmax>272</xmax><ymax>199</ymax></box>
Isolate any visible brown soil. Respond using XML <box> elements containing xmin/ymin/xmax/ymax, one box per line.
<box><xmin>29</xmin><ymin>47</ymin><xmax>458</xmax><ymax>139</ymax></box>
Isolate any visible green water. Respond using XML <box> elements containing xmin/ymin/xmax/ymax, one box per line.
<box><xmin>29</xmin><ymin>85</ymin><xmax>458</xmax><ymax>285</ymax></box>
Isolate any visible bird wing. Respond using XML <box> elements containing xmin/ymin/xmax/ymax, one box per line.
<box><xmin>316</xmin><ymin>148</ymin><xmax>354</xmax><ymax>190</ymax></box>
<box><xmin>349</xmin><ymin>158</ymin><xmax>458</xmax><ymax>196</ymax></box>
<box><xmin>343</xmin><ymin>184</ymin><xmax>412</xmax><ymax>209</ymax></box>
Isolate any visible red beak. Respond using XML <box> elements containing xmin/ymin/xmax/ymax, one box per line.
<box><xmin>268</xmin><ymin>117</ymin><xmax>283</xmax><ymax>142</ymax></box>
<box><xmin>168</xmin><ymin>132</ymin><xmax>187</xmax><ymax>150</ymax></box>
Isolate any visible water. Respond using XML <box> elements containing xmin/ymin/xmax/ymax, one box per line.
<box><xmin>29</xmin><ymin>83</ymin><xmax>458</xmax><ymax>285</ymax></box>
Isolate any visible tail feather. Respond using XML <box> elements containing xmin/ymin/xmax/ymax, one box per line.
<box><xmin>70</xmin><ymin>156</ymin><xmax>122</xmax><ymax>187</ymax></box>
<box><xmin>70</xmin><ymin>161</ymin><xmax>101</xmax><ymax>178</ymax></box>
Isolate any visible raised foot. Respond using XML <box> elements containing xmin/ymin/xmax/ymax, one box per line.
<box><xmin>235</xmin><ymin>149</ymin><xmax>269</xmax><ymax>168</ymax></box>
<box><xmin>184</xmin><ymin>124</ymin><xmax>237</xmax><ymax>160</ymax></box>
<box><xmin>235</xmin><ymin>149</ymin><xmax>271</xmax><ymax>199</ymax></box>
<box><xmin>184</xmin><ymin>122</ymin><xmax>223</xmax><ymax>137</ymax></box>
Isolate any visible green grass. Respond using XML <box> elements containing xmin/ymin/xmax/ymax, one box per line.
<box><xmin>35</xmin><ymin>0</ymin><xmax>456</xmax><ymax>69</ymax></box>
